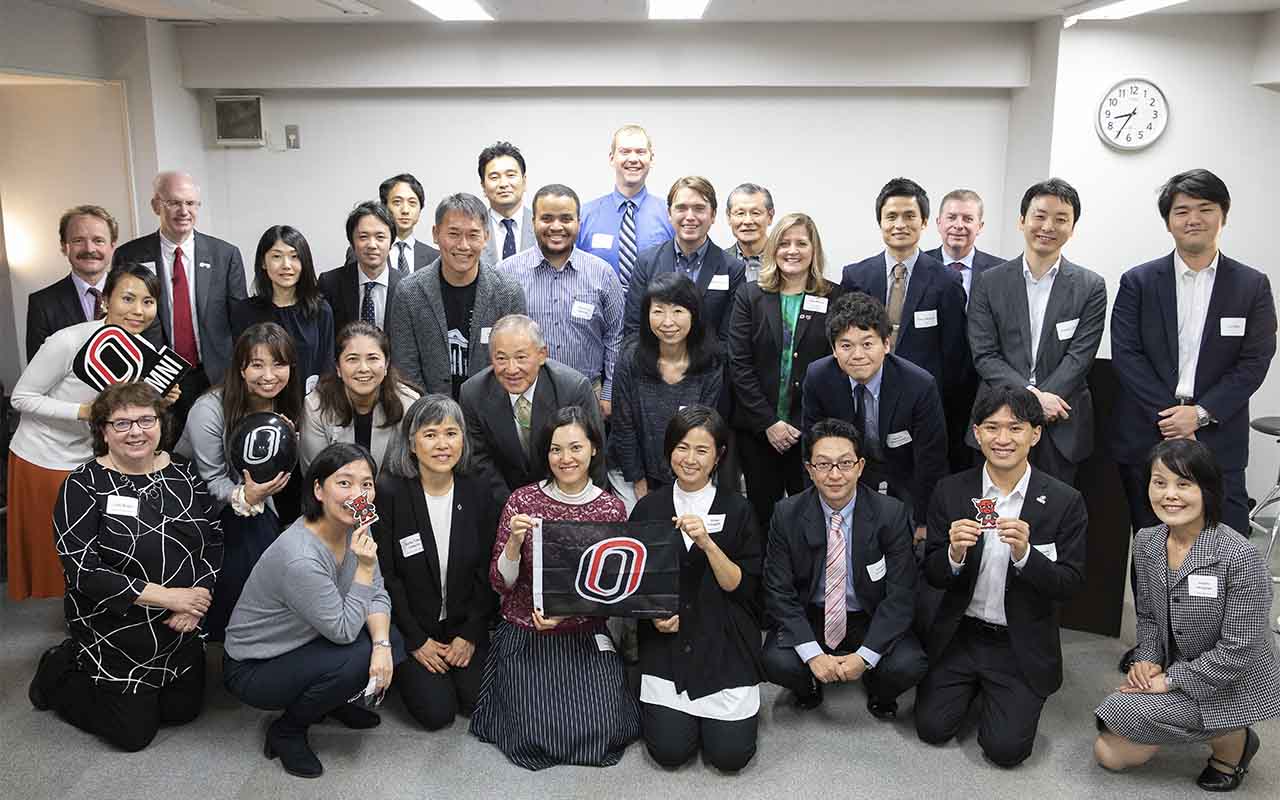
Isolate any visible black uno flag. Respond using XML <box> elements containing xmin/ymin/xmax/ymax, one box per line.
<box><xmin>534</xmin><ymin>520</ymin><xmax>681</xmax><ymax>619</ymax></box>
<box><xmin>72</xmin><ymin>324</ymin><xmax>192</xmax><ymax>396</ymax></box>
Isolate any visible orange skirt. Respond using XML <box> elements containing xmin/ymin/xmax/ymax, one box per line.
<box><xmin>6</xmin><ymin>453</ymin><xmax>70</xmax><ymax>600</ymax></box>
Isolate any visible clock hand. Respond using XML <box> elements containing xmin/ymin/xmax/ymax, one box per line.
<box><xmin>1114</xmin><ymin>111</ymin><xmax>1136</xmax><ymax>139</ymax></box>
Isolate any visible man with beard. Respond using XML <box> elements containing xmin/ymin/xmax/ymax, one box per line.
<box><xmin>27</xmin><ymin>205</ymin><xmax>118</xmax><ymax>361</ymax></box>
<box><xmin>498</xmin><ymin>184</ymin><xmax>622</xmax><ymax>419</ymax></box>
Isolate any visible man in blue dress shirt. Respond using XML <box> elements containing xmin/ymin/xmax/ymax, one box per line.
<box><xmin>576</xmin><ymin>124</ymin><xmax>675</xmax><ymax>289</ymax></box>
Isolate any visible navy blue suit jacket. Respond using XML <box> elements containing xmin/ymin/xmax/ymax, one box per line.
<box><xmin>623</xmin><ymin>237</ymin><xmax>745</xmax><ymax>344</ymax></box>
<box><xmin>801</xmin><ymin>352</ymin><xmax>947</xmax><ymax>526</ymax></box>
<box><xmin>841</xmin><ymin>251</ymin><xmax>969</xmax><ymax>391</ymax></box>
<box><xmin>1109</xmin><ymin>253</ymin><xmax>1277</xmax><ymax>470</ymax></box>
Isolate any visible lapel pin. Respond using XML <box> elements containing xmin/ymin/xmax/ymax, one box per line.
<box><xmin>1036</xmin><ymin>495</ymin><xmax>1047</xmax><ymax>505</ymax></box>
<box><xmin>199</xmin><ymin>261</ymin><xmax>212</xmax><ymax>269</ymax></box>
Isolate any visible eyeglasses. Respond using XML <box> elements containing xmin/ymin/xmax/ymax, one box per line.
<box><xmin>106</xmin><ymin>415</ymin><xmax>159</xmax><ymax>433</ymax></box>
<box><xmin>807</xmin><ymin>458</ymin><xmax>862</xmax><ymax>474</ymax></box>
<box><xmin>729</xmin><ymin>209</ymin><xmax>769</xmax><ymax>221</ymax></box>
<box><xmin>160</xmin><ymin>199</ymin><xmax>201</xmax><ymax>211</ymax></box>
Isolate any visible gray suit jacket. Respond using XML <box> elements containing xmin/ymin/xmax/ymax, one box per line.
<box><xmin>386</xmin><ymin>260</ymin><xmax>526</xmax><ymax>395</ymax></box>
<box><xmin>481</xmin><ymin>206</ymin><xmax>535</xmax><ymax>267</ymax></box>
<box><xmin>112</xmin><ymin>230</ymin><xmax>248</xmax><ymax>384</ymax></box>
<box><xmin>967</xmin><ymin>256</ymin><xmax>1107</xmax><ymax>463</ymax></box>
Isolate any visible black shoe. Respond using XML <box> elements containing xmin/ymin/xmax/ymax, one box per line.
<box><xmin>1196</xmin><ymin>728</ymin><xmax>1260</xmax><ymax>792</ymax></box>
<box><xmin>28</xmin><ymin>639</ymin><xmax>73</xmax><ymax>711</ymax></box>
<box><xmin>794</xmin><ymin>677</ymin><xmax>824</xmax><ymax>710</ymax></box>
<box><xmin>264</xmin><ymin>718</ymin><xmax>323</xmax><ymax>779</ymax></box>
<box><xmin>327</xmin><ymin>703</ymin><xmax>381</xmax><ymax>730</ymax></box>
<box><xmin>867</xmin><ymin>696</ymin><xmax>898</xmax><ymax>720</ymax></box>
<box><xmin>1117</xmin><ymin>647</ymin><xmax>1137</xmax><ymax>675</ymax></box>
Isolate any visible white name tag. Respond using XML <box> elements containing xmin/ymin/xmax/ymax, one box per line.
<box><xmin>400</xmin><ymin>533</ymin><xmax>424</xmax><ymax>557</ymax></box>
<box><xmin>590</xmin><ymin>232</ymin><xmax>614</xmax><ymax>250</ymax></box>
<box><xmin>1056</xmin><ymin>318</ymin><xmax>1079</xmax><ymax>340</ymax></box>
<box><xmin>105</xmin><ymin>495</ymin><xmax>139</xmax><ymax>517</ymax></box>
<box><xmin>708</xmin><ymin>273</ymin><xmax>730</xmax><ymax>291</ymax></box>
<box><xmin>914</xmin><ymin>309</ymin><xmax>938</xmax><ymax>328</ymax></box>
<box><xmin>866</xmin><ymin>556</ymin><xmax>887</xmax><ymax>581</ymax></box>
<box><xmin>595</xmin><ymin>633</ymin><xmax>616</xmax><ymax>653</ymax></box>
<box><xmin>703</xmin><ymin>514</ymin><xmax>726</xmax><ymax>533</ymax></box>
<box><xmin>1033</xmin><ymin>542</ymin><xmax>1058</xmax><ymax>562</ymax></box>
<box><xmin>1220</xmin><ymin>317</ymin><xmax>1246</xmax><ymax>337</ymax></box>
<box><xmin>480</xmin><ymin>326</ymin><xmax>492</xmax><ymax>344</ymax></box>
<box><xmin>886</xmin><ymin>430</ymin><xmax>913</xmax><ymax>448</ymax></box>
<box><xmin>1188</xmin><ymin>574</ymin><xmax>1219</xmax><ymax>598</ymax></box>
<box><xmin>803</xmin><ymin>295</ymin><xmax>829</xmax><ymax>314</ymax></box>
<box><xmin>571</xmin><ymin>300</ymin><xmax>595</xmax><ymax>320</ymax></box>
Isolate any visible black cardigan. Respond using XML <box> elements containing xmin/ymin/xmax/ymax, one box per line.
<box><xmin>629</xmin><ymin>484</ymin><xmax>764</xmax><ymax>700</ymax></box>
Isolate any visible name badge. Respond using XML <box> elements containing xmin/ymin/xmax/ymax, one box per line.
<box><xmin>105</xmin><ymin>495</ymin><xmax>139</xmax><ymax>517</ymax></box>
<box><xmin>480</xmin><ymin>327</ymin><xmax>492</xmax><ymax>344</ymax></box>
<box><xmin>1056</xmin><ymin>318</ymin><xmax>1079</xmax><ymax>340</ymax></box>
<box><xmin>1188</xmin><ymin>574</ymin><xmax>1219</xmax><ymax>598</ymax></box>
<box><xmin>571</xmin><ymin>301</ymin><xmax>596</xmax><ymax>320</ymax></box>
<box><xmin>595</xmin><ymin>633</ymin><xmax>616</xmax><ymax>653</ymax></box>
<box><xmin>590</xmin><ymin>232</ymin><xmax>614</xmax><ymax>250</ymax></box>
<box><xmin>708</xmin><ymin>274</ymin><xmax>730</xmax><ymax>291</ymax></box>
<box><xmin>400</xmin><ymin>533</ymin><xmax>425</xmax><ymax>557</ymax></box>
<box><xmin>703</xmin><ymin>514</ymin><xmax>726</xmax><ymax>533</ymax></box>
<box><xmin>866</xmin><ymin>556</ymin><xmax>887</xmax><ymax>581</ymax></box>
<box><xmin>886</xmin><ymin>430</ymin><xmax>913</xmax><ymax>448</ymax></box>
<box><xmin>803</xmin><ymin>295</ymin><xmax>829</xmax><ymax>314</ymax></box>
<box><xmin>1033</xmin><ymin>542</ymin><xmax>1058</xmax><ymax>562</ymax></box>
<box><xmin>1220</xmin><ymin>317</ymin><xmax>1246</xmax><ymax>337</ymax></box>
<box><xmin>914</xmin><ymin>309</ymin><xmax>938</xmax><ymax>328</ymax></box>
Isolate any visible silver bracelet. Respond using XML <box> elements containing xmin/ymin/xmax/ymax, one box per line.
<box><xmin>372</xmin><ymin>639</ymin><xmax>392</xmax><ymax>649</ymax></box>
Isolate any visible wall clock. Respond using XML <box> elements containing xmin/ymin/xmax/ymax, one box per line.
<box><xmin>1096</xmin><ymin>78</ymin><xmax>1169</xmax><ymax>151</ymax></box>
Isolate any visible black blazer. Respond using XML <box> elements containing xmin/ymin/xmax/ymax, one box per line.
<box><xmin>765</xmin><ymin>486</ymin><xmax>917</xmax><ymax>658</ymax></box>
<box><xmin>1109</xmin><ymin>253</ymin><xmax>1277</xmax><ymax>471</ymax></box>
<box><xmin>923</xmin><ymin>466</ymin><xmax>1087</xmax><ymax>698</ymax></box>
<box><xmin>727</xmin><ymin>281</ymin><xmax>846</xmax><ymax>433</ymax></box>
<box><xmin>630</xmin><ymin>485</ymin><xmax>763</xmax><ymax>700</ymax></box>
<box><xmin>345</xmin><ymin>239</ymin><xmax>440</xmax><ymax>274</ymax></box>
<box><xmin>26</xmin><ymin>275</ymin><xmax>92</xmax><ymax>362</ymax></box>
<box><xmin>317</xmin><ymin>262</ymin><xmax>404</xmax><ymax>341</ymax></box>
<box><xmin>372</xmin><ymin>472</ymin><xmax>497</xmax><ymax>652</ymax></box>
<box><xmin>841</xmin><ymin>251</ymin><xmax>969</xmax><ymax>391</ymax></box>
<box><xmin>458</xmin><ymin>358</ymin><xmax>607</xmax><ymax>508</ymax></box>
<box><xmin>801</xmin><ymin>353</ymin><xmax>948</xmax><ymax>526</ymax></box>
<box><xmin>623</xmin><ymin>237</ymin><xmax>745</xmax><ymax>344</ymax></box>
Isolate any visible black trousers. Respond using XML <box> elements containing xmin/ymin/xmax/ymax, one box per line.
<box><xmin>1029</xmin><ymin>434</ymin><xmax>1077</xmax><ymax>487</ymax></box>
<box><xmin>761</xmin><ymin>607</ymin><xmax>928</xmax><ymax>702</ymax></box>
<box><xmin>915</xmin><ymin>620</ymin><xmax>1046</xmax><ymax>767</ymax></box>
<box><xmin>165</xmin><ymin>365</ymin><xmax>210</xmax><ymax>449</ymax></box>
<box><xmin>944</xmin><ymin>378</ymin><xmax>978</xmax><ymax>473</ymax></box>
<box><xmin>396</xmin><ymin>634</ymin><xmax>489</xmax><ymax>730</ymax></box>
<box><xmin>642</xmin><ymin>702</ymin><xmax>757</xmax><ymax>772</ymax></box>
<box><xmin>737</xmin><ymin>428</ymin><xmax>805</xmax><ymax>532</ymax></box>
<box><xmin>50</xmin><ymin>642</ymin><xmax>205</xmax><ymax>752</ymax></box>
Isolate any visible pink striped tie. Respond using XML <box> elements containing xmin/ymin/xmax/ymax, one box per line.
<box><xmin>824</xmin><ymin>511</ymin><xmax>846</xmax><ymax>649</ymax></box>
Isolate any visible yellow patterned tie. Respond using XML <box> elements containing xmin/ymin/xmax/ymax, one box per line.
<box><xmin>515</xmin><ymin>395</ymin><xmax>533</xmax><ymax>453</ymax></box>
<box><xmin>887</xmin><ymin>263</ymin><xmax>907</xmax><ymax>348</ymax></box>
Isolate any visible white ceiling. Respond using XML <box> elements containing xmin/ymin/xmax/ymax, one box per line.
<box><xmin>36</xmin><ymin>0</ymin><xmax>1280</xmax><ymax>23</ymax></box>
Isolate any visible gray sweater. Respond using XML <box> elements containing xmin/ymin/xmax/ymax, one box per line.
<box><xmin>224</xmin><ymin>517</ymin><xmax>392</xmax><ymax>661</ymax></box>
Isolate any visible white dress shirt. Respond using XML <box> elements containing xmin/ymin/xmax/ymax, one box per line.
<box><xmin>356</xmin><ymin>265</ymin><xmax>390</xmax><ymax>329</ymax></box>
<box><xmin>882</xmin><ymin>248</ymin><xmax>921</xmax><ymax>294</ymax></box>
<box><xmin>424</xmin><ymin>485</ymin><xmax>455</xmax><ymax>621</ymax></box>
<box><xmin>950</xmin><ymin>463</ymin><xmax>1033</xmax><ymax>626</ymax></box>
<box><xmin>391</xmin><ymin>235</ymin><xmax>419</xmax><ymax>273</ymax></box>
<box><xmin>159</xmin><ymin>232</ymin><xmax>202</xmax><ymax>360</ymax></box>
<box><xmin>1173</xmin><ymin>250</ymin><xmax>1219</xmax><ymax>399</ymax></box>
<box><xmin>940</xmin><ymin>247</ymin><xmax>976</xmax><ymax>298</ymax></box>
<box><xmin>1022</xmin><ymin>256</ymin><xmax>1061</xmax><ymax>383</ymax></box>
<box><xmin>489</xmin><ymin>206</ymin><xmax>525</xmax><ymax>255</ymax></box>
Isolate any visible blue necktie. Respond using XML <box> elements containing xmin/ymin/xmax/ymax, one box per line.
<box><xmin>502</xmin><ymin>218</ymin><xmax>516</xmax><ymax>260</ymax></box>
<box><xmin>618</xmin><ymin>200</ymin><xmax>637</xmax><ymax>288</ymax></box>
<box><xmin>361</xmin><ymin>282</ymin><xmax>377</xmax><ymax>327</ymax></box>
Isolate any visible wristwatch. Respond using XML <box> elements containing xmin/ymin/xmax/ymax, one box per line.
<box><xmin>1194</xmin><ymin>405</ymin><xmax>1212</xmax><ymax>429</ymax></box>
<box><xmin>372</xmin><ymin>639</ymin><xmax>392</xmax><ymax>649</ymax></box>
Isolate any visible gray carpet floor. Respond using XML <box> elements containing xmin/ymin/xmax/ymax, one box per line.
<box><xmin>3</xmin><ymin>551</ymin><xmax>1279</xmax><ymax>800</ymax></box>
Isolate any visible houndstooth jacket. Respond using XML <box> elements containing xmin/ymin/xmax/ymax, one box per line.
<box><xmin>1133</xmin><ymin>522</ymin><xmax>1280</xmax><ymax>730</ymax></box>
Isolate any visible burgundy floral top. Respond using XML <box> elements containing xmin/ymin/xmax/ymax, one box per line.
<box><xmin>490</xmin><ymin>483</ymin><xmax>627</xmax><ymax>633</ymax></box>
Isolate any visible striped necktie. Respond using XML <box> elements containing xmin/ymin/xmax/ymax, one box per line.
<box><xmin>824</xmin><ymin>511</ymin><xmax>847</xmax><ymax>649</ymax></box>
<box><xmin>397</xmin><ymin>241</ymin><xmax>409</xmax><ymax>273</ymax></box>
<box><xmin>618</xmin><ymin>200</ymin><xmax>638</xmax><ymax>288</ymax></box>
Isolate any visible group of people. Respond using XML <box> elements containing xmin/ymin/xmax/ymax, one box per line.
<box><xmin>9</xmin><ymin>123</ymin><xmax>1280</xmax><ymax>790</ymax></box>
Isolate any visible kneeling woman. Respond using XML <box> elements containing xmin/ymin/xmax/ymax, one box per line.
<box><xmin>30</xmin><ymin>382</ymin><xmax>222</xmax><ymax>752</ymax></box>
<box><xmin>470</xmin><ymin>406</ymin><xmax>640</xmax><ymax>770</ymax></box>
<box><xmin>223</xmin><ymin>443</ymin><xmax>403</xmax><ymax>779</ymax></box>
<box><xmin>374</xmin><ymin>394</ymin><xmax>497</xmax><ymax>730</ymax></box>
<box><xmin>1094</xmin><ymin>439</ymin><xmax>1280</xmax><ymax>792</ymax></box>
<box><xmin>629</xmin><ymin>405</ymin><xmax>763</xmax><ymax>772</ymax></box>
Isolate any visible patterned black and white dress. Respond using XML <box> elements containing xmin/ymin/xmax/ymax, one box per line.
<box><xmin>54</xmin><ymin>457</ymin><xmax>223</xmax><ymax>693</ymax></box>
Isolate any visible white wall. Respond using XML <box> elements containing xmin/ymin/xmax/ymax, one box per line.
<box><xmin>1254</xmin><ymin>10</ymin><xmax>1280</xmax><ymax>87</ymax></box>
<box><xmin>202</xmin><ymin>87</ymin><xmax>1012</xmax><ymax>279</ymax></box>
<box><xmin>0</xmin><ymin>0</ymin><xmax>106</xmax><ymax>80</ymax></box>
<box><xmin>1049</xmin><ymin>14</ymin><xmax>1280</xmax><ymax>502</ymax></box>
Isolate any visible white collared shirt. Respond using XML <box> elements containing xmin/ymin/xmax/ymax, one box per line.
<box><xmin>390</xmin><ymin>235</ymin><xmax>419</xmax><ymax>273</ymax></box>
<box><xmin>672</xmin><ymin>481</ymin><xmax>716</xmax><ymax>550</ymax></box>
<box><xmin>356</xmin><ymin>265</ymin><xmax>390</xmax><ymax>328</ymax></box>
<box><xmin>883</xmin><ymin>248</ymin><xmax>921</xmax><ymax>296</ymax></box>
<box><xmin>159</xmin><ymin>232</ymin><xmax>202</xmax><ymax>361</ymax></box>
<box><xmin>1022</xmin><ymin>256</ymin><xmax>1061</xmax><ymax>382</ymax></box>
<box><xmin>69</xmin><ymin>271</ymin><xmax>108</xmax><ymax>322</ymax></box>
<box><xmin>1173</xmin><ymin>249</ymin><xmax>1219</xmax><ymax>399</ymax></box>
<box><xmin>489</xmin><ymin>206</ymin><xmax>525</xmax><ymax>256</ymax></box>
<box><xmin>941</xmin><ymin>247</ymin><xmax>976</xmax><ymax>298</ymax></box>
<box><xmin>423</xmin><ymin>484</ymin><xmax>456</xmax><ymax>621</ymax></box>
<box><xmin>951</xmin><ymin>464</ymin><xmax>1033</xmax><ymax>626</ymax></box>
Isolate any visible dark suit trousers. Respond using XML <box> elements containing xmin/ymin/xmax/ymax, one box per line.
<box><xmin>395</xmin><ymin>633</ymin><xmax>489</xmax><ymax>731</ymax></box>
<box><xmin>1029</xmin><ymin>433</ymin><xmax>1076</xmax><ymax>487</ymax></box>
<box><xmin>762</xmin><ymin>606</ymin><xmax>928</xmax><ymax>703</ymax></box>
<box><xmin>642</xmin><ymin>703</ymin><xmax>757</xmax><ymax>773</ymax></box>
<box><xmin>945</xmin><ymin>378</ymin><xmax>979</xmax><ymax>473</ymax></box>
<box><xmin>737</xmin><ymin>429</ymin><xmax>805</xmax><ymax>533</ymax></box>
<box><xmin>915</xmin><ymin>620</ymin><xmax>1045</xmax><ymax>767</ymax></box>
<box><xmin>166</xmin><ymin>366</ymin><xmax>211</xmax><ymax>449</ymax></box>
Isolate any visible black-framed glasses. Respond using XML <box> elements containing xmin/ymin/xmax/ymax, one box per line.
<box><xmin>807</xmin><ymin>458</ymin><xmax>862</xmax><ymax>475</ymax></box>
<box><xmin>106</xmin><ymin>415</ymin><xmax>158</xmax><ymax>433</ymax></box>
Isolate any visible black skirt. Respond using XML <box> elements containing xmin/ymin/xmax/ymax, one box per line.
<box><xmin>469</xmin><ymin>622</ymin><xmax>640</xmax><ymax>770</ymax></box>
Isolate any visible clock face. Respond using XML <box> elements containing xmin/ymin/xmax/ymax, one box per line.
<box><xmin>1097</xmin><ymin>78</ymin><xmax>1169</xmax><ymax>151</ymax></box>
